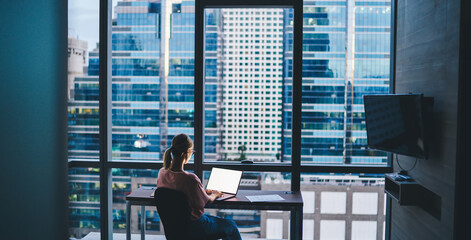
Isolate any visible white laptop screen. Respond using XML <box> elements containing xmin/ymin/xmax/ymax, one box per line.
<box><xmin>206</xmin><ymin>167</ymin><xmax>243</xmax><ymax>195</ymax></box>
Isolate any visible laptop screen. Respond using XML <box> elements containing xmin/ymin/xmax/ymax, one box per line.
<box><xmin>206</xmin><ymin>167</ymin><xmax>243</xmax><ymax>195</ymax></box>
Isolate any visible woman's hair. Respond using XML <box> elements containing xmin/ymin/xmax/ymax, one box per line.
<box><xmin>163</xmin><ymin>133</ymin><xmax>194</xmax><ymax>169</ymax></box>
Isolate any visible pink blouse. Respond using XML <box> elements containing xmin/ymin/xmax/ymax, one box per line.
<box><xmin>156</xmin><ymin>168</ymin><xmax>210</xmax><ymax>221</ymax></box>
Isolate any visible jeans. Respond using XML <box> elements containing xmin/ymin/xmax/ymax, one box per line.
<box><xmin>188</xmin><ymin>213</ymin><xmax>242</xmax><ymax>240</ymax></box>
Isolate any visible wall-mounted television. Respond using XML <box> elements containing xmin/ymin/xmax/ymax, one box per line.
<box><xmin>363</xmin><ymin>94</ymin><xmax>433</xmax><ymax>159</ymax></box>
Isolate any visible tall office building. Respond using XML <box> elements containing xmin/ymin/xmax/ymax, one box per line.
<box><xmin>203</xmin><ymin>8</ymin><xmax>226</xmax><ymax>161</ymax></box>
<box><xmin>282</xmin><ymin>0</ymin><xmax>390</xmax><ymax>165</ymax></box>
<box><xmin>67</xmin><ymin>36</ymin><xmax>88</xmax><ymax>100</ymax></box>
<box><xmin>220</xmin><ymin>9</ymin><xmax>284</xmax><ymax>161</ymax></box>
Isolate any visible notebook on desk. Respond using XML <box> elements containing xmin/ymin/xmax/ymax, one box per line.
<box><xmin>206</xmin><ymin>167</ymin><xmax>243</xmax><ymax>201</ymax></box>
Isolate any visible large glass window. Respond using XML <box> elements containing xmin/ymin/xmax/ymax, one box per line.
<box><xmin>204</xmin><ymin>171</ymin><xmax>291</xmax><ymax>239</ymax></box>
<box><xmin>203</xmin><ymin>8</ymin><xmax>292</xmax><ymax>163</ymax></box>
<box><xmin>300</xmin><ymin>173</ymin><xmax>387</xmax><ymax>240</ymax></box>
<box><xmin>68</xmin><ymin>1</ymin><xmax>101</xmax><ymax>238</ymax></box>
<box><xmin>67</xmin><ymin>0</ymin><xmax>393</xmax><ymax>239</ymax></box>
<box><xmin>110</xmin><ymin>0</ymin><xmax>194</xmax><ymax>162</ymax></box>
<box><xmin>112</xmin><ymin>169</ymin><xmax>161</xmax><ymax>235</ymax></box>
<box><xmin>68</xmin><ymin>168</ymin><xmax>100</xmax><ymax>238</ymax></box>
<box><xmin>68</xmin><ymin>0</ymin><xmax>100</xmax><ymax>161</ymax></box>
<box><xmin>299</xmin><ymin>1</ymin><xmax>391</xmax><ymax>165</ymax></box>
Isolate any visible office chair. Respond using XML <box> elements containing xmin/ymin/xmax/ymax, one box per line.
<box><xmin>154</xmin><ymin>187</ymin><xmax>221</xmax><ymax>240</ymax></box>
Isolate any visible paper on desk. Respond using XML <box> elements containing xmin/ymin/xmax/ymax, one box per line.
<box><xmin>246</xmin><ymin>194</ymin><xmax>284</xmax><ymax>202</ymax></box>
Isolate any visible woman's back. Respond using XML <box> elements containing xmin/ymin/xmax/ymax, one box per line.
<box><xmin>156</xmin><ymin>133</ymin><xmax>241</xmax><ymax>240</ymax></box>
<box><xmin>157</xmin><ymin>168</ymin><xmax>209</xmax><ymax>221</ymax></box>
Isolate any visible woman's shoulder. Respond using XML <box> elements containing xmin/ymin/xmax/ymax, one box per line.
<box><xmin>158</xmin><ymin>168</ymin><xmax>199</xmax><ymax>182</ymax></box>
<box><xmin>181</xmin><ymin>171</ymin><xmax>202</xmax><ymax>184</ymax></box>
<box><xmin>183</xmin><ymin>171</ymin><xmax>199</xmax><ymax>179</ymax></box>
<box><xmin>157</xmin><ymin>167</ymin><xmax>167</xmax><ymax>175</ymax></box>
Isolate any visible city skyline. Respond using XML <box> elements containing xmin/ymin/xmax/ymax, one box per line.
<box><xmin>68</xmin><ymin>0</ymin><xmax>390</xmax><ymax>164</ymax></box>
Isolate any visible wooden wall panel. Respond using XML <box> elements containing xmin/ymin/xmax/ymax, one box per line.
<box><xmin>392</xmin><ymin>0</ymin><xmax>461</xmax><ymax>239</ymax></box>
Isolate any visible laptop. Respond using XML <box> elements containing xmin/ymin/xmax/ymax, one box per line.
<box><xmin>206</xmin><ymin>167</ymin><xmax>243</xmax><ymax>201</ymax></box>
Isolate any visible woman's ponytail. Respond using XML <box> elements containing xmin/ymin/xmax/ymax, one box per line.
<box><xmin>163</xmin><ymin>134</ymin><xmax>194</xmax><ymax>170</ymax></box>
<box><xmin>163</xmin><ymin>147</ymin><xmax>173</xmax><ymax>169</ymax></box>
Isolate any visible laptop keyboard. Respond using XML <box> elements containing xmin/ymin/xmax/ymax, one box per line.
<box><xmin>217</xmin><ymin>193</ymin><xmax>236</xmax><ymax>201</ymax></box>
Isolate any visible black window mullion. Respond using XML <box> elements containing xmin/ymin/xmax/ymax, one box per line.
<box><xmin>385</xmin><ymin>1</ymin><xmax>397</xmax><ymax>239</ymax></box>
<box><xmin>69</xmin><ymin>160</ymin><xmax>392</xmax><ymax>174</ymax></box>
<box><xmin>290</xmin><ymin>0</ymin><xmax>303</xmax><ymax>192</ymax></box>
<box><xmin>194</xmin><ymin>0</ymin><xmax>205</xmax><ymax>181</ymax></box>
<box><xmin>201</xmin><ymin>163</ymin><xmax>293</xmax><ymax>172</ymax></box>
<box><xmin>98</xmin><ymin>0</ymin><xmax>113</xmax><ymax>239</ymax></box>
<box><xmin>69</xmin><ymin>160</ymin><xmax>100</xmax><ymax>169</ymax></box>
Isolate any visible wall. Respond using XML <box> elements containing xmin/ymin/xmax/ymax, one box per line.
<box><xmin>392</xmin><ymin>0</ymin><xmax>461</xmax><ymax>239</ymax></box>
<box><xmin>0</xmin><ymin>0</ymin><xmax>68</xmax><ymax>239</ymax></box>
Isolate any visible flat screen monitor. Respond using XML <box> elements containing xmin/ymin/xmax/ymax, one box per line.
<box><xmin>363</xmin><ymin>94</ymin><xmax>430</xmax><ymax>159</ymax></box>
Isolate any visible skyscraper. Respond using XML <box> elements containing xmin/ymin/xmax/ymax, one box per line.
<box><xmin>220</xmin><ymin>8</ymin><xmax>284</xmax><ymax>161</ymax></box>
<box><xmin>67</xmin><ymin>36</ymin><xmax>88</xmax><ymax>100</ymax></box>
<box><xmin>282</xmin><ymin>1</ymin><xmax>390</xmax><ymax>165</ymax></box>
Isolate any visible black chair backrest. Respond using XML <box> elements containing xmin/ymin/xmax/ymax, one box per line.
<box><xmin>154</xmin><ymin>187</ymin><xmax>191</xmax><ymax>240</ymax></box>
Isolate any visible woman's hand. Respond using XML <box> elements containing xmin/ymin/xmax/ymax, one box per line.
<box><xmin>211</xmin><ymin>190</ymin><xmax>223</xmax><ymax>198</ymax></box>
<box><xmin>207</xmin><ymin>189</ymin><xmax>223</xmax><ymax>203</ymax></box>
<box><xmin>206</xmin><ymin>189</ymin><xmax>222</xmax><ymax>197</ymax></box>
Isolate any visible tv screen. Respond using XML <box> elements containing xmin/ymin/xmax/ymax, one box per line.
<box><xmin>363</xmin><ymin>94</ymin><xmax>429</xmax><ymax>159</ymax></box>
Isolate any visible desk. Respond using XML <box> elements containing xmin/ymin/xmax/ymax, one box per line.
<box><xmin>126</xmin><ymin>187</ymin><xmax>303</xmax><ymax>240</ymax></box>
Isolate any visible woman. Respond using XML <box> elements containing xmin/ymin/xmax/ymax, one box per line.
<box><xmin>157</xmin><ymin>133</ymin><xmax>242</xmax><ymax>240</ymax></box>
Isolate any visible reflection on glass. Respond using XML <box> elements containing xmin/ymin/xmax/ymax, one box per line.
<box><xmin>203</xmin><ymin>8</ymin><xmax>293</xmax><ymax>163</ymax></box>
<box><xmin>68</xmin><ymin>0</ymin><xmax>100</xmax><ymax>161</ymax></box>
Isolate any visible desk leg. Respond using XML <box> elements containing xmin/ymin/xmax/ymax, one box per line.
<box><xmin>141</xmin><ymin>205</ymin><xmax>146</xmax><ymax>240</ymax></box>
<box><xmin>126</xmin><ymin>201</ymin><xmax>131</xmax><ymax>240</ymax></box>
<box><xmin>290</xmin><ymin>207</ymin><xmax>303</xmax><ymax>240</ymax></box>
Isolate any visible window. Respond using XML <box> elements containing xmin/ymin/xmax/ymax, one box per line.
<box><xmin>68</xmin><ymin>0</ymin><xmax>393</xmax><ymax>239</ymax></box>
<box><xmin>68</xmin><ymin>168</ymin><xmax>100</xmax><ymax>236</ymax></box>
<box><xmin>68</xmin><ymin>0</ymin><xmax>100</xmax><ymax>162</ymax></box>
<box><xmin>67</xmin><ymin>1</ymin><xmax>101</xmax><ymax>237</ymax></box>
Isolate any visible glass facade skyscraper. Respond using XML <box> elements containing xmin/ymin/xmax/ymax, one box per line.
<box><xmin>68</xmin><ymin>0</ymin><xmax>391</xmax><ymax>238</ymax></box>
<box><xmin>216</xmin><ymin>8</ymin><xmax>286</xmax><ymax>161</ymax></box>
<box><xmin>284</xmin><ymin>1</ymin><xmax>390</xmax><ymax>165</ymax></box>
